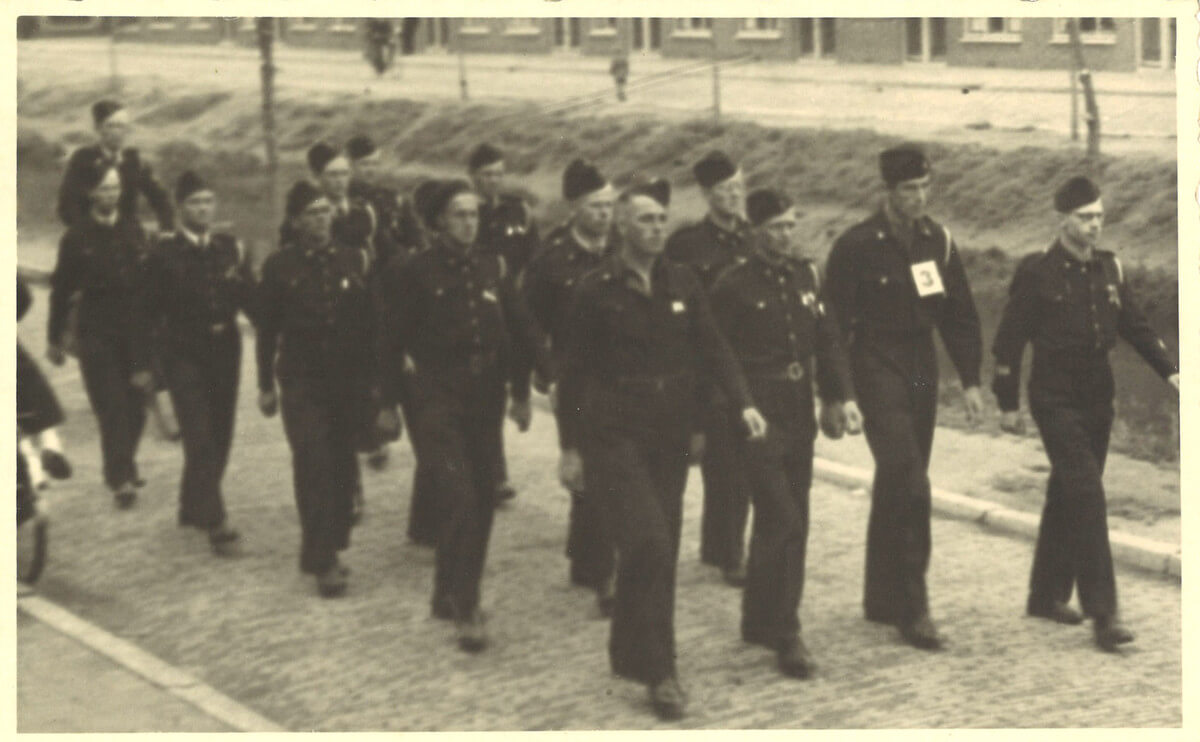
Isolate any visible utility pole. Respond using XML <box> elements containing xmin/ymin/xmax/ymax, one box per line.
<box><xmin>256</xmin><ymin>18</ymin><xmax>280</xmax><ymax>242</ymax></box>
<box><xmin>456</xmin><ymin>22</ymin><xmax>469</xmax><ymax>101</ymax></box>
<box><xmin>1066</xmin><ymin>19</ymin><xmax>1101</xmax><ymax>161</ymax></box>
<box><xmin>710</xmin><ymin>24</ymin><xmax>721</xmax><ymax>125</ymax></box>
<box><xmin>108</xmin><ymin>18</ymin><xmax>120</xmax><ymax>93</ymax></box>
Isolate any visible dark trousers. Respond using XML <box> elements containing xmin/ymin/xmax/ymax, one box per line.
<box><xmin>586</xmin><ymin>424</ymin><xmax>690</xmax><ymax>686</ymax></box>
<box><xmin>741</xmin><ymin>428</ymin><xmax>815</xmax><ymax>647</ymax></box>
<box><xmin>1028</xmin><ymin>383</ymin><xmax>1117</xmax><ymax>619</ymax></box>
<box><xmin>280</xmin><ymin>376</ymin><xmax>360</xmax><ymax>575</ymax></box>
<box><xmin>77</xmin><ymin>332</ymin><xmax>146</xmax><ymax>490</ymax></box>
<box><xmin>409</xmin><ymin>368</ymin><xmax>505</xmax><ymax>617</ymax></box>
<box><xmin>699</xmin><ymin>402</ymin><xmax>750</xmax><ymax>570</ymax></box>
<box><xmin>161</xmin><ymin>332</ymin><xmax>240</xmax><ymax>530</ymax></box>
<box><xmin>17</xmin><ymin>342</ymin><xmax>65</xmax><ymax>435</ymax></box>
<box><xmin>401</xmin><ymin>388</ymin><xmax>441</xmax><ymax>544</ymax></box>
<box><xmin>561</xmin><ymin>412</ymin><xmax>615</xmax><ymax>589</ymax></box>
<box><xmin>853</xmin><ymin>343</ymin><xmax>938</xmax><ymax>624</ymax></box>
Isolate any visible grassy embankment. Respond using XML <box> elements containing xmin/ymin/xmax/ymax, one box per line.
<box><xmin>17</xmin><ymin>88</ymin><xmax>1180</xmax><ymax>464</ymax></box>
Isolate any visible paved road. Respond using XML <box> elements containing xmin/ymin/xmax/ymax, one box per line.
<box><xmin>16</xmin><ymin>284</ymin><xmax>1182</xmax><ymax>730</ymax></box>
<box><xmin>16</xmin><ymin>38</ymin><xmax>1176</xmax><ymax>157</ymax></box>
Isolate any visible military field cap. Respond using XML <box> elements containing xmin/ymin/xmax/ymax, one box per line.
<box><xmin>306</xmin><ymin>142</ymin><xmax>342</xmax><ymax>175</ymax></box>
<box><xmin>82</xmin><ymin>162</ymin><xmax>119</xmax><ymax>192</ymax></box>
<box><xmin>1054</xmin><ymin>176</ymin><xmax>1101</xmax><ymax>214</ymax></box>
<box><xmin>693</xmin><ymin>150</ymin><xmax>738</xmax><ymax>189</ymax></box>
<box><xmin>746</xmin><ymin>188</ymin><xmax>792</xmax><ymax>226</ymax></box>
<box><xmin>345</xmin><ymin>135</ymin><xmax>378</xmax><ymax>161</ymax></box>
<box><xmin>880</xmin><ymin>144</ymin><xmax>931</xmax><ymax>187</ymax></box>
<box><xmin>175</xmin><ymin>171</ymin><xmax>211</xmax><ymax>203</ymax></box>
<box><xmin>468</xmin><ymin>143</ymin><xmax>504</xmax><ymax>172</ymax></box>
<box><xmin>621</xmin><ymin>175</ymin><xmax>671</xmax><ymax>208</ymax></box>
<box><xmin>286</xmin><ymin>180</ymin><xmax>324</xmax><ymax>217</ymax></box>
<box><xmin>562</xmin><ymin>158</ymin><xmax>608</xmax><ymax>201</ymax></box>
<box><xmin>422</xmin><ymin>178</ymin><xmax>475</xmax><ymax>227</ymax></box>
<box><xmin>92</xmin><ymin>99</ymin><xmax>124</xmax><ymax>127</ymax></box>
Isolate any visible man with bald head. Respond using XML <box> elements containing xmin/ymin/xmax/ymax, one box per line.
<box><xmin>992</xmin><ymin>176</ymin><xmax>1178</xmax><ymax>652</ymax></box>
<box><xmin>558</xmin><ymin>178</ymin><xmax>767</xmax><ymax>720</ymax></box>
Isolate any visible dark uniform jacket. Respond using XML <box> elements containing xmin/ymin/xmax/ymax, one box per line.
<box><xmin>349</xmin><ymin>179</ymin><xmax>425</xmax><ymax>270</ymax></box>
<box><xmin>991</xmin><ymin>240</ymin><xmax>1176</xmax><ymax>411</ymax></box>
<box><xmin>56</xmin><ymin>145</ymin><xmax>174</xmax><ymax>230</ymax></box>
<box><xmin>825</xmin><ymin>209</ymin><xmax>981</xmax><ymax>387</ymax></box>
<box><xmin>48</xmin><ymin>212</ymin><xmax>148</xmax><ymax>347</ymax></box>
<box><xmin>477</xmin><ymin>193</ymin><xmax>540</xmax><ymax>278</ymax></box>
<box><xmin>710</xmin><ymin>251</ymin><xmax>853</xmax><ymax>433</ymax></box>
<box><xmin>254</xmin><ymin>239</ymin><xmax>376</xmax><ymax>394</ymax></box>
<box><xmin>277</xmin><ymin>195</ymin><xmax>376</xmax><ymax>261</ymax></box>
<box><xmin>377</xmin><ymin>236</ymin><xmax>551</xmax><ymax>408</ymax></box>
<box><xmin>522</xmin><ymin>222</ymin><xmax>614</xmax><ymax>351</ymax></box>
<box><xmin>136</xmin><ymin>229</ymin><xmax>257</xmax><ymax>368</ymax></box>
<box><xmin>557</xmin><ymin>254</ymin><xmax>754</xmax><ymax>450</ymax></box>
<box><xmin>664</xmin><ymin>214</ymin><xmax>752</xmax><ymax>290</ymax></box>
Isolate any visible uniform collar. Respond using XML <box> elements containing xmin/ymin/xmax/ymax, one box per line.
<box><xmin>705</xmin><ymin>212</ymin><xmax>748</xmax><ymax>239</ymax></box>
<box><xmin>1049</xmin><ymin>238</ymin><xmax>1100</xmax><ymax>266</ymax></box>
<box><xmin>178</xmin><ymin>224</ymin><xmax>209</xmax><ymax>248</ymax></box>
<box><xmin>609</xmin><ymin>250</ymin><xmax>668</xmax><ymax>297</ymax></box>
<box><xmin>91</xmin><ymin>208</ymin><xmax>118</xmax><ymax>228</ymax></box>
<box><xmin>751</xmin><ymin>246</ymin><xmax>795</xmax><ymax>276</ymax></box>
<box><xmin>569</xmin><ymin>222</ymin><xmax>609</xmax><ymax>255</ymax></box>
<box><xmin>98</xmin><ymin>146</ymin><xmax>124</xmax><ymax>166</ymax></box>
<box><xmin>433</xmin><ymin>234</ymin><xmax>473</xmax><ymax>268</ymax></box>
<box><xmin>880</xmin><ymin>199</ymin><xmax>931</xmax><ymax>241</ymax></box>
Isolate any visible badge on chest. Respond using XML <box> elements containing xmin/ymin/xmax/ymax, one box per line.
<box><xmin>909</xmin><ymin>260</ymin><xmax>945</xmax><ymax>297</ymax></box>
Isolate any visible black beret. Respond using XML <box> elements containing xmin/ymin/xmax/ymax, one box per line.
<box><xmin>562</xmin><ymin>158</ymin><xmax>607</xmax><ymax>201</ymax></box>
<box><xmin>622</xmin><ymin>176</ymin><xmax>671</xmax><ymax>208</ymax></box>
<box><xmin>693</xmin><ymin>150</ymin><xmax>738</xmax><ymax>189</ymax></box>
<box><xmin>411</xmin><ymin>180</ymin><xmax>442</xmax><ymax>227</ymax></box>
<box><xmin>879</xmin><ymin>144</ymin><xmax>931</xmax><ymax>187</ymax></box>
<box><xmin>1054</xmin><ymin>176</ymin><xmax>1101</xmax><ymax>214</ymax></box>
<box><xmin>285</xmin><ymin>180</ymin><xmax>324</xmax><ymax>218</ymax></box>
<box><xmin>82</xmin><ymin>162</ymin><xmax>119</xmax><ymax>192</ymax></box>
<box><xmin>306</xmin><ymin>142</ymin><xmax>341</xmax><ymax>175</ymax></box>
<box><xmin>345</xmin><ymin>135</ymin><xmax>378</xmax><ymax>161</ymax></box>
<box><xmin>421</xmin><ymin>178</ymin><xmax>474</xmax><ymax>228</ymax></box>
<box><xmin>746</xmin><ymin>188</ymin><xmax>792</xmax><ymax>226</ymax></box>
<box><xmin>91</xmin><ymin>99</ymin><xmax>124</xmax><ymax>127</ymax></box>
<box><xmin>468</xmin><ymin>143</ymin><xmax>504</xmax><ymax>172</ymax></box>
<box><xmin>174</xmin><ymin>170</ymin><xmax>210</xmax><ymax>203</ymax></box>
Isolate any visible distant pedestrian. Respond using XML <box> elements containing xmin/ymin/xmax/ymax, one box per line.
<box><xmin>558</xmin><ymin>177</ymin><xmax>767</xmax><ymax>720</ymax></box>
<box><xmin>521</xmin><ymin>158</ymin><xmax>618</xmax><ymax>616</ymax></box>
<box><xmin>17</xmin><ymin>276</ymin><xmax>72</xmax><ymax>491</ymax></box>
<box><xmin>365</xmin><ymin>19</ymin><xmax>396</xmax><ymax>77</ymax></box>
<box><xmin>135</xmin><ymin>172</ymin><xmax>256</xmax><ymax>556</ymax></box>
<box><xmin>377</xmin><ymin>178</ymin><xmax>550</xmax><ymax>652</ymax></box>
<box><xmin>255</xmin><ymin>181</ymin><xmax>378</xmax><ymax>597</ymax></box>
<box><xmin>665</xmin><ymin>150</ymin><xmax>754</xmax><ymax>587</ymax></box>
<box><xmin>47</xmin><ymin>164</ymin><xmax>149</xmax><ymax>509</ymax></box>
<box><xmin>609</xmin><ymin>53</ymin><xmax>629</xmax><ymax>102</ymax></box>
<box><xmin>710</xmin><ymin>188</ymin><xmax>859</xmax><ymax>679</ymax></box>
<box><xmin>824</xmin><ymin>144</ymin><xmax>984</xmax><ymax>651</ymax></box>
<box><xmin>991</xmin><ymin>176</ymin><xmax>1179</xmax><ymax>652</ymax></box>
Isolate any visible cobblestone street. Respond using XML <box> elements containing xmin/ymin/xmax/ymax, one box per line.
<box><xmin>17</xmin><ymin>287</ymin><xmax>1182</xmax><ymax>730</ymax></box>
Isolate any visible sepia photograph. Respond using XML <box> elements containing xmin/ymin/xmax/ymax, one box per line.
<box><xmin>9</xmin><ymin>0</ymin><xmax>1194</xmax><ymax>733</ymax></box>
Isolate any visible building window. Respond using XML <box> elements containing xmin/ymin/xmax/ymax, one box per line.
<box><xmin>589</xmin><ymin>18</ymin><xmax>619</xmax><ymax>37</ymax></box>
<box><xmin>797</xmin><ymin>18</ymin><xmax>836</xmax><ymax>58</ymax></box>
<box><xmin>1052</xmin><ymin>18</ymin><xmax>1117</xmax><ymax>45</ymax></box>
<box><xmin>148</xmin><ymin>17</ymin><xmax>179</xmax><ymax>30</ymax></box>
<box><xmin>458</xmin><ymin>19</ymin><xmax>490</xmax><ymax>36</ymax></box>
<box><xmin>963</xmin><ymin>17</ymin><xmax>1021</xmax><ymax>43</ymax></box>
<box><xmin>288</xmin><ymin>17</ymin><xmax>319</xmax><ymax>32</ymax></box>
<box><xmin>329</xmin><ymin>18</ymin><xmax>357</xmax><ymax>33</ymax></box>
<box><xmin>505</xmin><ymin>18</ymin><xmax>541</xmax><ymax>36</ymax></box>
<box><xmin>674</xmin><ymin>18</ymin><xmax>713</xmax><ymax>37</ymax></box>
<box><xmin>738</xmin><ymin>18</ymin><xmax>782</xmax><ymax>40</ymax></box>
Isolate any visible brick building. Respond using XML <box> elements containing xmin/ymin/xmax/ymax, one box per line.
<box><xmin>27</xmin><ymin>17</ymin><xmax>1178</xmax><ymax>72</ymax></box>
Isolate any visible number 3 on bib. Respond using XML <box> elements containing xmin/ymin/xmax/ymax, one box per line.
<box><xmin>910</xmin><ymin>260</ymin><xmax>945</xmax><ymax>297</ymax></box>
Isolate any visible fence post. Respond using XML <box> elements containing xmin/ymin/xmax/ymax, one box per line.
<box><xmin>256</xmin><ymin>18</ymin><xmax>280</xmax><ymax>236</ymax></box>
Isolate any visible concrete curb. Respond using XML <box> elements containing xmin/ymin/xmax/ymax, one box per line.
<box><xmin>17</xmin><ymin>595</ymin><xmax>287</xmax><ymax>732</ymax></box>
<box><xmin>811</xmin><ymin>457</ymin><xmax>1181</xmax><ymax>581</ymax></box>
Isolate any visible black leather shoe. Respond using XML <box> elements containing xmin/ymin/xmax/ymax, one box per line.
<box><xmin>316</xmin><ymin>563</ymin><xmax>348</xmax><ymax>598</ymax></box>
<box><xmin>648</xmin><ymin>677</ymin><xmax>687</xmax><ymax>721</ymax></box>
<box><xmin>899</xmin><ymin>614</ymin><xmax>943</xmax><ymax>650</ymax></box>
<box><xmin>741</xmin><ymin>627</ymin><xmax>774</xmax><ymax>649</ymax></box>
<box><xmin>114</xmin><ymin>483</ymin><xmax>137</xmax><ymax>510</ymax></box>
<box><xmin>722</xmin><ymin>562</ymin><xmax>747</xmax><ymax>588</ymax></box>
<box><xmin>208</xmin><ymin>525</ymin><xmax>240</xmax><ymax>556</ymax></box>
<box><xmin>1093</xmin><ymin>615</ymin><xmax>1134</xmax><ymax>651</ymax></box>
<box><xmin>596</xmin><ymin>575</ymin><xmax>616</xmax><ymax>619</ymax></box>
<box><xmin>777</xmin><ymin>636</ymin><xmax>815</xmax><ymax>679</ymax></box>
<box><xmin>456</xmin><ymin>609</ymin><xmax>488</xmax><ymax>653</ymax></box>
<box><xmin>41</xmin><ymin>450</ymin><xmax>72</xmax><ymax>480</ymax></box>
<box><xmin>1028</xmin><ymin>601</ymin><xmax>1084</xmax><ymax>625</ymax></box>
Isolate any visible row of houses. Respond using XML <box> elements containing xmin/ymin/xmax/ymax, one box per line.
<box><xmin>25</xmin><ymin>16</ymin><xmax>1178</xmax><ymax>72</ymax></box>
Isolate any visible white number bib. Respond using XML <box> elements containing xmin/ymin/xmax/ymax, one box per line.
<box><xmin>910</xmin><ymin>260</ymin><xmax>945</xmax><ymax>297</ymax></box>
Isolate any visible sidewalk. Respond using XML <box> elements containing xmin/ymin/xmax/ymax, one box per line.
<box><xmin>42</xmin><ymin>36</ymin><xmax>1178</xmax><ymax>97</ymax></box>
<box><xmin>17</xmin><ymin>605</ymin><xmax>235</xmax><ymax>733</ymax></box>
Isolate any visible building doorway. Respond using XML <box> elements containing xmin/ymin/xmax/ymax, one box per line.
<box><xmin>631</xmin><ymin>18</ymin><xmax>662</xmax><ymax>53</ymax></box>
<box><xmin>797</xmin><ymin>18</ymin><xmax>836</xmax><ymax>58</ymax></box>
<box><xmin>905</xmin><ymin>18</ymin><xmax>947</xmax><ymax>62</ymax></box>
<box><xmin>1140</xmin><ymin>17</ymin><xmax>1175</xmax><ymax>68</ymax></box>
<box><xmin>553</xmin><ymin>18</ymin><xmax>582</xmax><ymax>50</ymax></box>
